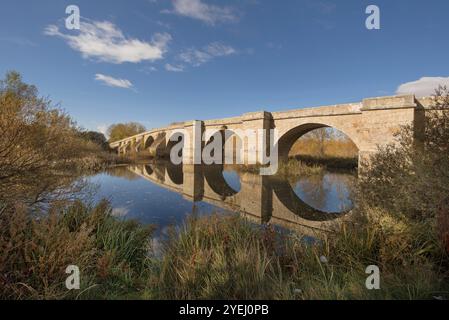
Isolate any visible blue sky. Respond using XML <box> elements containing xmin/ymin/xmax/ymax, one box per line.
<box><xmin>1</xmin><ymin>0</ymin><xmax>449</xmax><ymax>134</ymax></box>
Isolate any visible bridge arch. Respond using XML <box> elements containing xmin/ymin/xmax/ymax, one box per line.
<box><xmin>144</xmin><ymin>136</ymin><xmax>154</xmax><ymax>150</ymax></box>
<box><xmin>166</xmin><ymin>131</ymin><xmax>185</xmax><ymax>163</ymax></box>
<box><xmin>203</xmin><ymin>165</ymin><xmax>239</xmax><ymax>200</ymax></box>
<box><xmin>121</xmin><ymin>141</ymin><xmax>132</xmax><ymax>154</ymax></box>
<box><xmin>166</xmin><ymin>163</ymin><xmax>183</xmax><ymax>185</ymax></box>
<box><xmin>269</xmin><ymin>175</ymin><xmax>346</xmax><ymax>221</ymax></box>
<box><xmin>276</xmin><ymin>122</ymin><xmax>361</xmax><ymax>162</ymax></box>
<box><xmin>143</xmin><ymin>164</ymin><xmax>153</xmax><ymax>176</ymax></box>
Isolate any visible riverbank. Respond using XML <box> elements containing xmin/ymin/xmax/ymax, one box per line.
<box><xmin>233</xmin><ymin>158</ymin><xmax>351</xmax><ymax>177</ymax></box>
<box><xmin>1</xmin><ymin>200</ymin><xmax>447</xmax><ymax>300</ymax></box>
<box><xmin>290</xmin><ymin>155</ymin><xmax>358</xmax><ymax>170</ymax></box>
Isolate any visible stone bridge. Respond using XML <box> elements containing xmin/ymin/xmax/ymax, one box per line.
<box><xmin>110</xmin><ymin>94</ymin><xmax>432</xmax><ymax>166</ymax></box>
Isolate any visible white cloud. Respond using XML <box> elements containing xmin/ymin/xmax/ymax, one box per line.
<box><xmin>165</xmin><ymin>63</ymin><xmax>185</xmax><ymax>72</ymax></box>
<box><xmin>178</xmin><ymin>42</ymin><xmax>236</xmax><ymax>67</ymax></box>
<box><xmin>166</xmin><ymin>0</ymin><xmax>238</xmax><ymax>25</ymax></box>
<box><xmin>95</xmin><ymin>74</ymin><xmax>133</xmax><ymax>89</ymax></box>
<box><xmin>396</xmin><ymin>77</ymin><xmax>449</xmax><ymax>97</ymax></box>
<box><xmin>44</xmin><ymin>20</ymin><xmax>171</xmax><ymax>64</ymax></box>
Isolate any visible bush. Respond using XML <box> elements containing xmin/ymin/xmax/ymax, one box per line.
<box><xmin>359</xmin><ymin>87</ymin><xmax>449</xmax><ymax>221</ymax></box>
<box><xmin>0</xmin><ymin>71</ymin><xmax>113</xmax><ymax>205</ymax></box>
<box><xmin>0</xmin><ymin>200</ymin><xmax>153</xmax><ymax>299</ymax></box>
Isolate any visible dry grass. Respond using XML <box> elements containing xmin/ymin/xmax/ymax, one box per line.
<box><xmin>276</xmin><ymin>159</ymin><xmax>324</xmax><ymax>177</ymax></box>
<box><xmin>0</xmin><ymin>200</ymin><xmax>153</xmax><ymax>300</ymax></box>
<box><xmin>290</xmin><ymin>138</ymin><xmax>359</xmax><ymax>159</ymax></box>
<box><xmin>2</xmin><ymin>204</ymin><xmax>447</xmax><ymax>300</ymax></box>
<box><xmin>144</xmin><ymin>211</ymin><xmax>448</xmax><ymax>300</ymax></box>
<box><xmin>289</xmin><ymin>138</ymin><xmax>359</xmax><ymax>170</ymax></box>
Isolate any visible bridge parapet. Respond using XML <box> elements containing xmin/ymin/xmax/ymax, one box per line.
<box><xmin>272</xmin><ymin>103</ymin><xmax>361</xmax><ymax>120</ymax></box>
<box><xmin>362</xmin><ymin>94</ymin><xmax>416</xmax><ymax>110</ymax></box>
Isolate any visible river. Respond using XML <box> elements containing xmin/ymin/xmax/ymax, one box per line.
<box><xmin>85</xmin><ymin>161</ymin><xmax>356</xmax><ymax>234</ymax></box>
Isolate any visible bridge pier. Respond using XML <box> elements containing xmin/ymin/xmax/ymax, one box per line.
<box><xmin>356</xmin><ymin>95</ymin><xmax>420</xmax><ymax>170</ymax></box>
<box><xmin>238</xmin><ymin>173</ymin><xmax>272</xmax><ymax>223</ymax></box>
<box><xmin>182</xmin><ymin>164</ymin><xmax>204</xmax><ymax>201</ymax></box>
<box><xmin>182</xmin><ymin>120</ymin><xmax>204</xmax><ymax>165</ymax></box>
<box><xmin>240</xmin><ymin>111</ymin><xmax>273</xmax><ymax>165</ymax></box>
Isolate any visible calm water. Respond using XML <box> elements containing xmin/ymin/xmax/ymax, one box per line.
<box><xmin>86</xmin><ymin>162</ymin><xmax>356</xmax><ymax>233</ymax></box>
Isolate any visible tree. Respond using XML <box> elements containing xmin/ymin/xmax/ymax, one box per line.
<box><xmin>300</xmin><ymin>128</ymin><xmax>332</xmax><ymax>157</ymax></box>
<box><xmin>107</xmin><ymin>122</ymin><xmax>146</xmax><ymax>143</ymax></box>
<box><xmin>79</xmin><ymin>131</ymin><xmax>109</xmax><ymax>150</ymax></box>
<box><xmin>310</xmin><ymin>128</ymin><xmax>331</xmax><ymax>157</ymax></box>
<box><xmin>0</xmin><ymin>71</ymin><xmax>103</xmax><ymax>204</ymax></box>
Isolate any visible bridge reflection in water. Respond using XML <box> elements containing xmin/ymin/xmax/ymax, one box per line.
<box><xmin>127</xmin><ymin>162</ymin><xmax>355</xmax><ymax>235</ymax></box>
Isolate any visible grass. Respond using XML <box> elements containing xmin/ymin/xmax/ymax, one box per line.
<box><xmin>2</xmin><ymin>200</ymin><xmax>447</xmax><ymax>300</ymax></box>
<box><xmin>0</xmin><ymin>200</ymin><xmax>154</xmax><ymax>300</ymax></box>
<box><xmin>146</xmin><ymin>214</ymin><xmax>292</xmax><ymax>299</ymax></box>
<box><xmin>291</xmin><ymin>155</ymin><xmax>358</xmax><ymax>170</ymax></box>
<box><xmin>276</xmin><ymin>159</ymin><xmax>324</xmax><ymax>177</ymax></box>
<box><xmin>144</xmin><ymin>210</ymin><xmax>448</xmax><ymax>300</ymax></box>
<box><xmin>290</xmin><ymin>138</ymin><xmax>359</xmax><ymax>159</ymax></box>
<box><xmin>289</xmin><ymin>138</ymin><xmax>359</xmax><ymax>170</ymax></box>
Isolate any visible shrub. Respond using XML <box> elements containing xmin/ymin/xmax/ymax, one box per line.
<box><xmin>359</xmin><ymin>87</ymin><xmax>449</xmax><ymax>221</ymax></box>
<box><xmin>0</xmin><ymin>200</ymin><xmax>153</xmax><ymax>299</ymax></box>
<box><xmin>0</xmin><ymin>71</ymin><xmax>112</xmax><ymax>205</ymax></box>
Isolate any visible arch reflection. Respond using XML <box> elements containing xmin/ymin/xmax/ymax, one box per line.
<box><xmin>128</xmin><ymin>161</ymin><xmax>354</xmax><ymax>232</ymax></box>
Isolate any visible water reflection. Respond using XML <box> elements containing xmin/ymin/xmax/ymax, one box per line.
<box><xmin>87</xmin><ymin>161</ymin><xmax>356</xmax><ymax>234</ymax></box>
<box><xmin>291</xmin><ymin>173</ymin><xmax>354</xmax><ymax>213</ymax></box>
